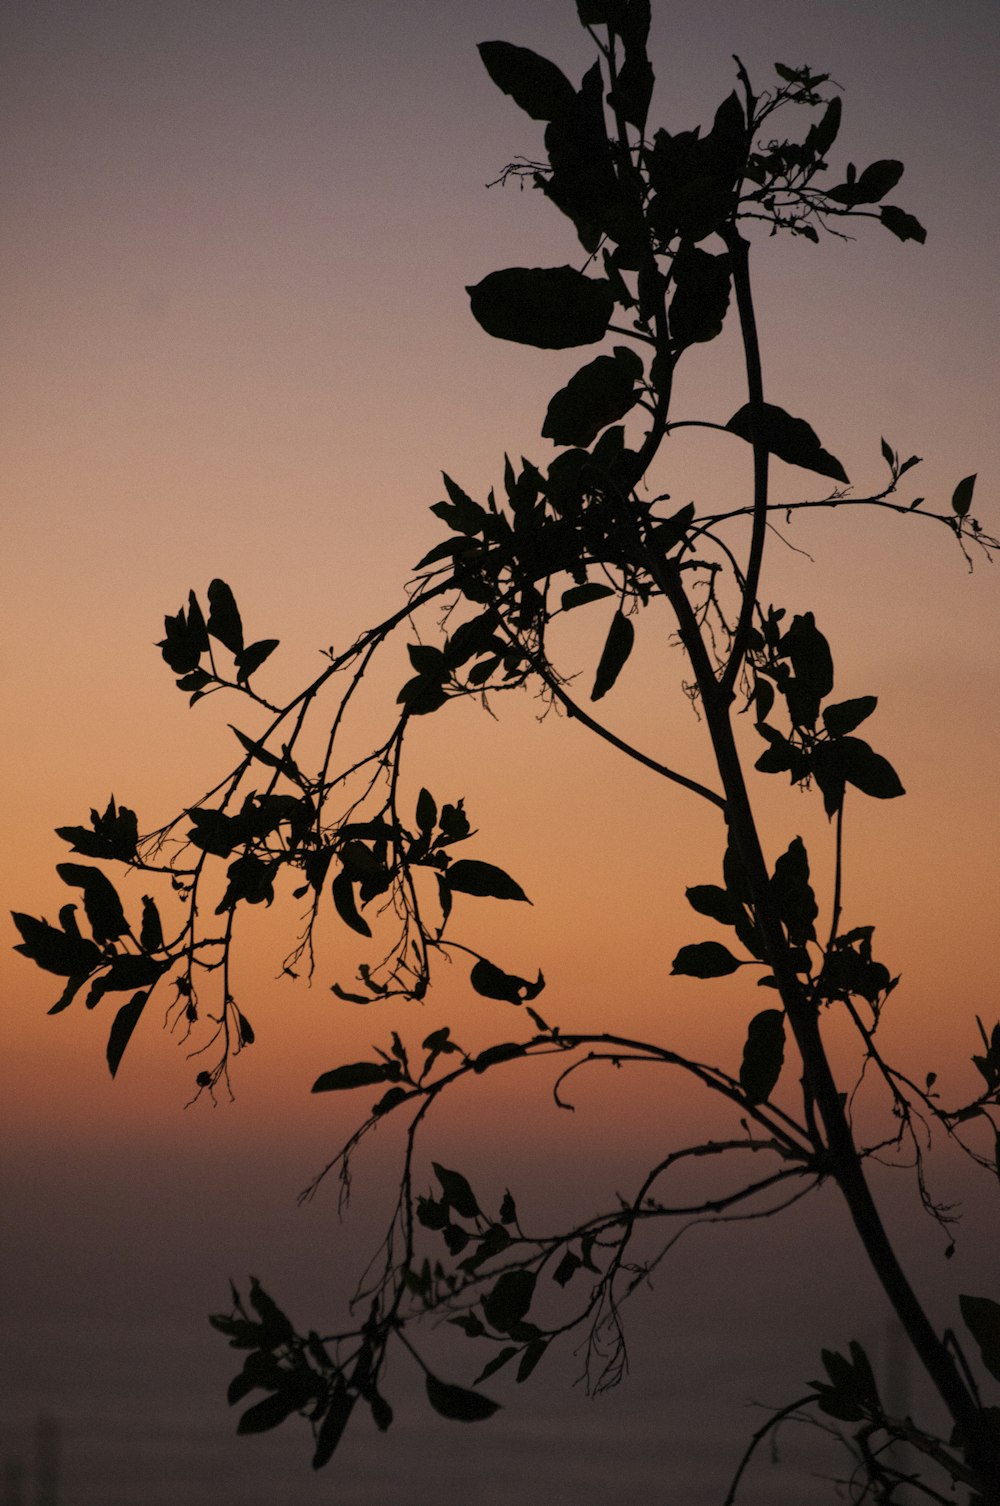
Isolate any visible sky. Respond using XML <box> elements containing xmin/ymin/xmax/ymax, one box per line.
<box><xmin>2</xmin><ymin>2</ymin><xmax>999</xmax><ymax>1502</ymax></box>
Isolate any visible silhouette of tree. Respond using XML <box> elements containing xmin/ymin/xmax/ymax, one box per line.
<box><xmin>12</xmin><ymin>4</ymin><xmax>1000</xmax><ymax>1499</ymax></box>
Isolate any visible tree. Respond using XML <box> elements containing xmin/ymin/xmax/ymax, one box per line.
<box><xmin>11</xmin><ymin>4</ymin><xmax>1000</xmax><ymax>1499</ymax></box>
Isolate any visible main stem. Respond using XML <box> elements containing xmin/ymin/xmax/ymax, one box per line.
<box><xmin>647</xmin><ymin>223</ymin><xmax>996</xmax><ymax>1492</ymax></box>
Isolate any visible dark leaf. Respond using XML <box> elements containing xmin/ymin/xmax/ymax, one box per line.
<box><xmin>365</xmin><ymin>1386</ymin><xmax>393</xmax><ymax>1433</ymax></box>
<box><xmin>451</xmin><ymin>1313</ymin><xmax>487</xmax><ymax>1338</ymax></box>
<box><xmin>561</xmin><ymin>582</ymin><xmax>615</xmax><ymax>611</ymax></box>
<box><xmin>499</xmin><ymin>1191</ymin><xmax>517</xmax><ymax>1225</ymax></box>
<box><xmin>237</xmin><ymin>1390</ymin><xmax>301</xmax><ymax>1436</ymax></box>
<box><xmin>671</xmin><ymin>941</ymin><xmax>743</xmax><ymax>978</ymax></box>
<box><xmin>446</xmin><ymin>860</ymin><xmax>529</xmax><ymax>902</ymax></box>
<box><xmin>215</xmin><ymin>853</ymin><xmax>278</xmax><ymax>914</ymax></box>
<box><xmin>880</xmin><ymin>205</ymin><xmax>926</xmax><ymax>244</ymax></box>
<box><xmin>726</xmin><ymin>402</ymin><xmax>849</xmax><ymax>483</ymax></box>
<box><xmin>311</xmin><ymin>1061</ymin><xmax>400</xmax><ymax>1094</ymax></box>
<box><xmin>477</xmin><ymin>41</ymin><xmax>577</xmax><ymax>122</ymax></box>
<box><xmin>739</xmin><ymin>1008</ymin><xmax>785</xmax><ymax>1103</ymax></box>
<box><xmin>227</xmin><ymin>1349</ymin><xmax>284</xmax><ymax>1406</ymax></box>
<box><xmin>470</xmin><ymin>958</ymin><xmax>545</xmax><ymax>1005</ymax></box>
<box><xmin>425</xmin><ymin>1373</ymin><xmax>501</xmax><ymax>1423</ymax></box>
<box><xmin>55</xmin><ymin>863</ymin><xmax>128</xmax><ymax>946</ymax></box>
<box><xmin>770</xmin><ymin>837</ymin><xmax>818</xmax><ymax>946</ymax></box>
<box><xmin>837</xmin><ymin>737</ymin><xmax>905</xmax><ymax>800</ymax></box>
<box><xmin>483</xmin><ymin>1269</ymin><xmax>537</xmax><ymax>1333</ymax></box>
<box><xmin>472</xmin><ymin>1347</ymin><xmax>519</xmax><ymax>1385</ymax></box>
<box><xmin>372</xmin><ymin>1083</ymin><xmax>408</xmax><ymax>1115</ymax></box>
<box><xmin>235</xmin><ymin>639</ymin><xmax>279</xmax><ymax>683</ymax></box>
<box><xmin>332</xmin><ymin>870</ymin><xmax>372</xmax><ymax>937</ymax></box>
<box><xmin>11</xmin><ymin>911</ymin><xmax>102</xmax><ymax>979</ymax></box>
<box><xmin>473</xmin><ymin>1042</ymin><xmax>526</xmax><ymax>1072</ymax></box>
<box><xmin>85</xmin><ymin>952</ymin><xmax>164</xmax><ymax>1009</ymax></box>
<box><xmin>553</xmin><ymin>1250</ymin><xmax>582</xmax><ymax>1287</ymax></box>
<box><xmin>106</xmin><ymin>991</ymin><xmax>148</xmax><ymax>1078</ymax></box>
<box><xmin>779</xmin><ymin>612</ymin><xmax>834</xmax><ymax>730</ymax></box>
<box><xmin>669</xmin><ymin>246</ymin><xmax>731</xmax><ymax>349</ymax></box>
<box><xmin>823</xmin><ymin>696</ymin><xmax>877</xmax><ymax>738</ymax></box>
<box><xmin>139</xmin><ymin>895</ymin><xmax>163</xmax><ymax>953</ymax></box>
<box><xmin>591</xmin><ymin>610</ymin><xmax>634</xmax><ymax>701</ymax></box>
<box><xmin>467</xmin><ymin>267</ymin><xmax>614</xmax><ymax>349</ymax></box>
<box><xmin>158</xmin><ymin>598</ymin><xmax>208</xmax><ymax>675</ymax></box>
<box><xmin>55</xmin><ymin>796</ymin><xmax>139</xmax><ymax>862</ymax></box>
<box><xmin>952</xmin><ymin>473</ymin><xmax>976</xmax><ymax>519</ymax></box>
<box><xmin>516</xmin><ymin>1340</ymin><xmax>548</xmax><ymax>1383</ymax></box>
<box><xmin>959</xmin><ymin>1295</ymin><xmax>1000</xmax><ymax>1384</ymax></box>
<box><xmin>312</xmin><ymin>1388</ymin><xmax>355</xmax><ymax>1470</ymax></box>
<box><xmin>416</xmin><ymin>787</ymin><xmax>437</xmax><ymax>835</ymax></box>
<box><xmin>647</xmin><ymin>501</ymin><xmax>695</xmax><ymax>555</ymax></box>
<box><xmin>206</xmin><ymin>579</ymin><xmax>244</xmax><ymax>656</ymax></box>
<box><xmin>805</xmin><ymin>96</ymin><xmax>841</xmax><ymax>160</ymax></box>
<box><xmin>542</xmin><ymin>346</ymin><xmax>643</xmax><ymax>448</ymax></box>
<box><xmin>685</xmin><ymin>884</ymin><xmax>743</xmax><ymax>927</ymax></box>
<box><xmin>828</xmin><ymin>158</ymin><xmax>903</xmax><ymax>206</ymax></box>
<box><xmin>433</xmin><ymin>1162</ymin><xmax>480</xmax><ymax>1220</ymax></box>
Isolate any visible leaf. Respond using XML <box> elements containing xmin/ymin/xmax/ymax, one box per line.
<box><xmin>517</xmin><ymin>1340</ymin><xmax>548</xmax><ymax>1383</ymax></box>
<box><xmin>671</xmin><ymin>941</ymin><xmax>743</xmax><ymax>978</ymax></box>
<box><xmin>739</xmin><ymin>1008</ymin><xmax>785</xmax><ymax>1103</ymax></box>
<box><xmin>482</xmin><ymin>1269</ymin><xmax>537</xmax><ymax>1334</ymax></box>
<box><xmin>828</xmin><ymin>158</ymin><xmax>903</xmax><ymax>206</ymax></box>
<box><xmin>880</xmin><ymin>205</ymin><xmax>926</xmax><ymax>244</ymax></box>
<box><xmin>591</xmin><ymin>610</ymin><xmax>634</xmax><ymax>701</ymax></box>
<box><xmin>477</xmin><ymin>41</ymin><xmax>577</xmax><ymax>122</ymax></box>
<box><xmin>158</xmin><ymin>595</ymin><xmax>209</xmax><ymax>675</ymax></box>
<box><xmin>235</xmin><ymin>639</ymin><xmax>279</xmax><ymax>684</ymax></box>
<box><xmin>726</xmin><ymin>402</ymin><xmax>849</xmax><ymax>484</ymax></box>
<box><xmin>237</xmin><ymin>1390</ymin><xmax>302</xmax><ymax>1435</ymax></box>
<box><xmin>416</xmin><ymin>787</ymin><xmax>437</xmax><ymax>834</ymax></box>
<box><xmin>952</xmin><ymin>473</ymin><xmax>977</xmax><ymax>519</ymax></box>
<box><xmin>433</xmin><ymin>1162</ymin><xmax>480</xmax><ymax>1220</ymax></box>
<box><xmin>499</xmin><ymin>1191</ymin><xmax>517</xmax><ymax>1225</ymax></box>
<box><xmin>473</xmin><ymin>1347</ymin><xmax>519</xmax><ymax>1385</ymax></box>
<box><xmin>473</xmin><ymin>1042</ymin><xmax>525</xmax><ymax>1072</ymax></box>
<box><xmin>685</xmin><ymin>884</ymin><xmax>743</xmax><ymax>928</ymax></box>
<box><xmin>770</xmin><ymin>837</ymin><xmax>818</xmax><ymax>947</ymax></box>
<box><xmin>837</xmin><ymin>737</ymin><xmax>905</xmax><ymax>800</ymax></box>
<box><xmin>372</xmin><ymin>1085</ymin><xmax>408</xmax><ymax>1116</ymax></box>
<box><xmin>542</xmin><ymin>347</ymin><xmax>643</xmax><ymax>448</ymax></box>
<box><xmin>959</xmin><ymin>1295</ymin><xmax>1000</xmax><ymax>1384</ymax></box>
<box><xmin>139</xmin><ymin>895</ymin><xmax>164</xmax><ymax>953</ymax></box>
<box><xmin>823</xmin><ymin>696</ymin><xmax>877</xmax><ymax>738</ymax></box>
<box><xmin>206</xmin><ymin>579</ymin><xmax>244</xmax><ymax>655</ymax></box>
<box><xmin>805</xmin><ymin>96</ymin><xmax>841</xmax><ymax>160</ymax></box>
<box><xmin>332</xmin><ymin>870</ymin><xmax>372</xmax><ymax>937</ymax></box>
<box><xmin>431</xmin><ymin>476</ymin><xmax>488</xmax><ymax>536</ymax></box>
<box><xmin>312</xmin><ymin>1388</ymin><xmax>355</xmax><ymax>1470</ymax></box>
<box><xmin>425</xmin><ymin>1373</ymin><xmax>501</xmax><ymax>1423</ymax></box>
<box><xmin>467</xmin><ymin>267</ymin><xmax>614</xmax><ymax>349</ymax></box>
<box><xmin>561</xmin><ymin>582</ymin><xmax>615</xmax><ymax>611</ymax></box>
<box><xmin>669</xmin><ymin>246</ymin><xmax>731</xmax><ymax>348</ymax></box>
<box><xmin>11</xmin><ymin>911</ymin><xmax>102</xmax><ymax>979</ymax></box>
<box><xmin>445</xmin><ymin>860</ymin><xmax>529</xmax><ymax>903</ymax></box>
<box><xmin>230</xmin><ymin>725</ymin><xmax>298</xmax><ymax>776</ymax></box>
<box><xmin>55</xmin><ymin>796</ymin><xmax>139</xmax><ymax>862</ymax></box>
<box><xmin>470</xmin><ymin>958</ymin><xmax>545</xmax><ymax>1005</ymax></box>
<box><xmin>214</xmin><ymin>853</ymin><xmax>278</xmax><ymax>914</ymax></box>
<box><xmin>106</xmin><ymin>991</ymin><xmax>148</xmax><ymax>1078</ymax></box>
<box><xmin>85</xmin><ymin>952</ymin><xmax>164</xmax><ymax>1009</ymax></box>
<box><xmin>311</xmin><ymin>1061</ymin><xmax>400</xmax><ymax>1094</ymax></box>
<box><xmin>55</xmin><ymin>863</ymin><xmax>128</xmax><ymax>945</ymax></box>
<box><xmin>553</xmin><ymin>1250</ymin><xmax>581</xmax><ymax>1287</ymax></box>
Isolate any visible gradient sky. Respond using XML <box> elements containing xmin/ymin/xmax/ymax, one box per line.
<box><xmin>2</xmin><ymin>3</ymin><xmax>998</xmax><ymax>1502</ymax></box>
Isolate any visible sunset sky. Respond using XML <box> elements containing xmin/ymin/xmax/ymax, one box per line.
<box><xmin>2</xmin><ymin>2</ymin><xmax>998</xmax><ymax>1501</ymax></box>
